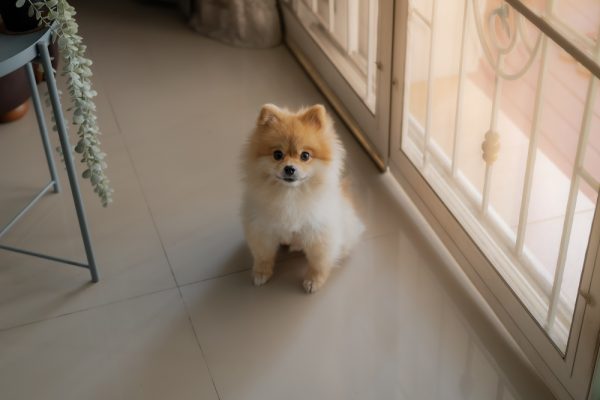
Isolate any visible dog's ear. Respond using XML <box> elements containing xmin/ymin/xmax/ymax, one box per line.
<box><xmin>299</xmin><ymin>104</ymin><xmax>326</xmax><ymax>130</ymax></box>
<box><xmin>257</xmin><ymin>104</ymin><xmax>281</xmax><ymax>127</ymax></box>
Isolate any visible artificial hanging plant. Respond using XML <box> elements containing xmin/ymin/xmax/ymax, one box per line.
<box><xmin>15</xmin><ymin>0</ymin><xmax>113</xmax><ymax>206</ymax></box>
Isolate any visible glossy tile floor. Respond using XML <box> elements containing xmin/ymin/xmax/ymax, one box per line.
<box><xmin>0</xmin><ymin>1</ymin><xmax>555</xmax><ymax>399</ymax></box>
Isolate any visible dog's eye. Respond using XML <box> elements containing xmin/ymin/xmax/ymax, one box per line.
<box><xmin>273</xmin><ymin>150</ymin><xmax>284</xmax><ymax>160</ymax></box>
<box><xmin>300</xmin><ymin>151</ymin><xmax>311</xmax><ymax>161</ymax></box>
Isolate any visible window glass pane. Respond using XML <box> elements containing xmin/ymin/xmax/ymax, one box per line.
<box><xmin>401</xmin><ymin>0</ymin><xmax>599</xmax><ymax>352</ymax></box>
<box><xmin>290</xmin><ymin>0</ymin><xmax>378</xmax><ymax>111</ymax></box>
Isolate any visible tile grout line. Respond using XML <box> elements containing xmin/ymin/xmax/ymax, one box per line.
<box><xmin>176</xmin><ymin>287</ymin><xmax>222</xmax><ymax>400</ymax></box>
<box><xmin>100</xmin><ymin>76</ymin><xmax>223</xmax><ymax>400</ymax></box>
<box><xmin>0</xmin><ymin>285</ymin><xmax>175</xmax><ymax>334</ymax></box>
<box><xmin>100</xmin><ymin>78</ymin><xmax>181</xmax><ymax>288</ymax></box>
<box><xmin>177</xmin><ymin>267</ymin><xmax>251</xmax><ymax>290</ymax></box>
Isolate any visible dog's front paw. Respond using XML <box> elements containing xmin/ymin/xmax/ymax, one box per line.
<box><xmin>303</xmin><ymin>278</ymin><xmax>322</xmax><ymax>293</ymax></box>
<box><xmin>302</xmin><ymin>268</ymin><xmax>330</xmax><ymax>293</ymax></box>
<box><xmin>252</xmin><ymin>271</ymin><xmax>272</xmax><ymax>286</ymax></box>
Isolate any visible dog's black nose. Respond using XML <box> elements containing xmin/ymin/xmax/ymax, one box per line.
<box><xmin>284</xmin><ymin>166</ymin><xmax>296</xmax><ymax>176</ymax></box>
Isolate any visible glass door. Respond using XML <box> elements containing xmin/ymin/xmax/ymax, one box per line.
<box><xmin>390</xmin><ymin>1</ymin><xmax>600</xmax><ymax>398</ymax></box>
<box><xmin>281</xmin><ymin>0</ymin><xmax>393</xmax><ymax>166</ymax></box>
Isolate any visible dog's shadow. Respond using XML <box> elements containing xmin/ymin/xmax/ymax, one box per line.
<box><xmin>217</xmin><ymin>241</ymin><xmax>309</xmax><ymax>289</ymax></box>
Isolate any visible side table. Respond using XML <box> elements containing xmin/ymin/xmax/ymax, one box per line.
<box><xmin>0</xmin><ymin>27</ymin><xmax>99</xmax><ymax>282</ymax></box>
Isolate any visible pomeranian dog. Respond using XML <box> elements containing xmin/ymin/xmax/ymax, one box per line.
<box><xmin>241</xmin><ymin>104</ymin><xmax>364</xmax><ymax>293</ymax></box>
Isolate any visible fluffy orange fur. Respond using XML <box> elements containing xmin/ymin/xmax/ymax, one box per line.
<box><xmin>249</xmin><ymin>104</ymin><xmax>333</xmax><ymax>162</ymax></box>
<box><xmin>241</xmin><ymin>104</ymin><xmax>364</xmax><ymax>293</ymax></box>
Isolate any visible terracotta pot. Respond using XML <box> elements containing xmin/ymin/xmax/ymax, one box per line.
<box><xmin>0</xmin><ymin>0</ymin><xmax>60</xmax><ymax>123</ymax></box>
<box><xmin>0</xmin><ymin>101</ymin><xmax>29</xmax><ymax>123</ymax></box>
<box><xmin>0</xmin><ymin>68</ymin><xmax>31</xmax><ymax>116</ymax></box>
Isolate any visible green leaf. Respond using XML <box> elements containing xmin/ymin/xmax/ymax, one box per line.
<box><xmin>15</xmin><ymin>0</ymin><xmax>26</xmax><ymax>8</ymax></box>
<box><xmin>58</xmin><ymin>36</ymin><xmax>67</xmax><ymax>49</ymax></box>
<box><xmin>74</xmin><ymin>141</ymin><xmax>85</xmax><ymax>153</ymax></box>
<box><xmin>27</xmin><ymin>4</ymin><xmax>34</xmax><ymax>17</ymax></box>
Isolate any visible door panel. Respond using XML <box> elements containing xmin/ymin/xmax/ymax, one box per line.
<box><xmin>390</xmin><ymin>1</ymin><xmax>600</xmax><ymax>398</ymax></box>
<box><xmin>281</xmin><ymin>0</ymin><xmax>393</xmax><ymax>165</ymax></box>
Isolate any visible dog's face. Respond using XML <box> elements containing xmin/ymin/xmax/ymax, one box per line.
<box><xmin>246</xmin><ymin>104</ymin><xmax>334</xmax><ymax>188</ymax></box>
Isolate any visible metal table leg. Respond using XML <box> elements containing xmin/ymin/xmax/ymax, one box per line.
<box><xmin>25</xmin><ymin>62</ymin><xmax>60</xmax><ymax>193</ymax></box>
<box><xmin>37</xmin><ymin>42</ymin><xmax>99</xmax><ymax>282</ymax></box>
